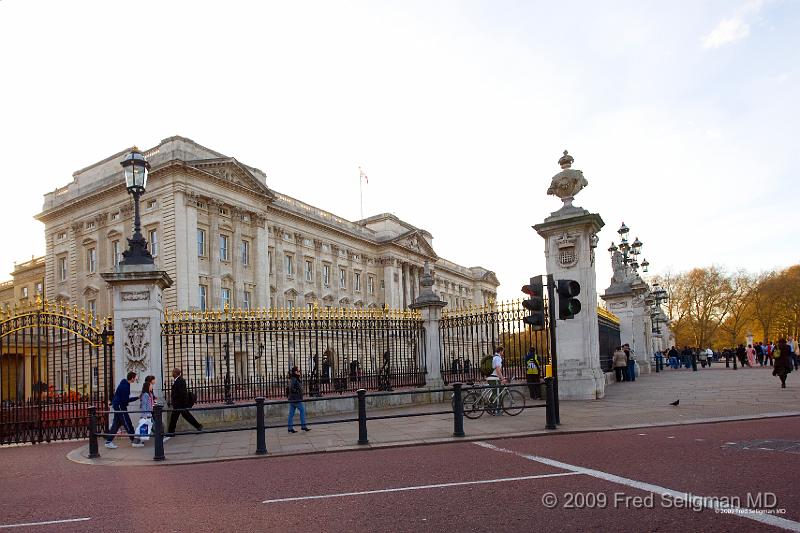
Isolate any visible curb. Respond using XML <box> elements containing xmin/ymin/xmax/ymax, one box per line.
<box><xmin>66</xmin><ymin>410</ymin><xmax>800</xmax><ymax>467</ymax></box>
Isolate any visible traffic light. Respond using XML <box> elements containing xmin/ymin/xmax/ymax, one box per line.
<box><xmin>557</xmin><ymin>279</ymin><xmax>581</xmax><ymax>320</ymax></box>
<box><xmin>521</xmin><ymin>277</ymin><xmax>545</xmax><ymax>330</ymax></box>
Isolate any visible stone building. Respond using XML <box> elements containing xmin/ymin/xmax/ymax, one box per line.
<box><xmin>35</xmin><ymin>136</ymin><xmax>498</xmax><ymax>318</ymax></box>
<box><xmin>0</xmin><ymin>256</ymin><xmax>45</xmax><ymax>312</ymax></box>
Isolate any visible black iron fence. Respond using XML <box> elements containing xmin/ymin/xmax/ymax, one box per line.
<box><xmin>0</xmin><ymin>301</ymin><xmax>113</xmax><ymax>445</ymax></box>
<box><xmin>439</xmin><ymin>300</ymin><xmax>551</xmax><ymax>384</ymax></box>
<box><xmin>86</xmin><ymin>380</ymin><xmax>555</xmax><ymax>462</ymax></box>
<box><xmin>161</xmin><ymin>307</ymin><xmax>426</xmax><ymax>404</ymax></box>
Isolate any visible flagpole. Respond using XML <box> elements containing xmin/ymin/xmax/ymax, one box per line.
<box><xmin>359</xmin><ymin>168</ymin><xmax>363</xmax><ymax>219</ymax></box>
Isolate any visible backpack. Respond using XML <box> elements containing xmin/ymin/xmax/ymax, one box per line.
<box><xmin>479</xmin><ymin>355</ymin><xmax>494</xmax><ymax>377</ymax></box>
<box><xmin>186</xmin><ymin>390</ymin><xmax>197</xmax><ymax>408</ymax></box>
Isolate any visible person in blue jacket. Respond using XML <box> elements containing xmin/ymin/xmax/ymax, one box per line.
<box><xmin>105</xmin><ymin>371</ymin><xmax>142</xmax><ymax>449</ymax></box>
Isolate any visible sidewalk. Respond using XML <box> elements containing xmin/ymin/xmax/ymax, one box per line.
<box><xmin>68</xmin><ymin>365</ymin><xmax>800</xmax><ymax>466</ymax></box>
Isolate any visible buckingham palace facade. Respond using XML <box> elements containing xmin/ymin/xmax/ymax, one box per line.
<box><xmin>35</xmin><ymin>136</ymin><xmax>499</xmax><ymax>318</ymax></box>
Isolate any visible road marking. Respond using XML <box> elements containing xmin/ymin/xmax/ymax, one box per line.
<box><xmin>0</xmin><ymin>518</ymin><xmax>91</xmax><ymax>529</ymax></box>
<box><xmin>262</xmin><ymin>472</ymin><xmax>582</xmax><ymax>504</ymax></box>
<box><xmin>474</xmin><ymin>442</ymin><xmax>800</xmax><ymax>532</ymax></box>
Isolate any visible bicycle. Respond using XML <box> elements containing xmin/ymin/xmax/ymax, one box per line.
<box><xmin>461</xmin><ymin>381</ymin><xmax>525</xmax><ymax>419</ymax></box>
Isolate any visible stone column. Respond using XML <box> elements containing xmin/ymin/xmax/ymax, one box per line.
<box><xmin>410</xmin><ymin>262</ymin><xmax>447</xmax><ymax>388</ymax></box>
<box><xmin>601</xmin><ymin>278</ymin><xmax>652</xmax><ymax>374</ymax></box>
<box><xmin>254</xmin><ymin>215</ymin><xmax>269</xmax><ymax>308</ymax></box>
<box><xmin>102</xmin><ymin>264</ymin><xmax>173</xmax><ymax>393</ymax></box>
<box><xmin>534</xmin><ymin>150</ymin><xmax>605</xmax><ymax>400</ymax></box>
<box><xmin>411</xmin><ymin>265</ymin><xmax>419</xmax><ymax>302</ymax></box>
<box><xmin>402</xmin><ymin>262</ymin><xmax>411</xmax><ymax>309</ymax></box>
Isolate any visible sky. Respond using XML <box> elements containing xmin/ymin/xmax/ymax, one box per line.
<box><xmin>0</xmin><ymin>0</ymin><xmax>797</xmax><ymax>302</ymax></box>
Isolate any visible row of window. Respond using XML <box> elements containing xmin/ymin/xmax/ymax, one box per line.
<box><xmin>197</xmin><ymin>230</ymin><xmax>249</xmax><ymax>265</ymax></box>
<box><xmin>273</xmin><ymin>253</ymin><xmax>375</xmax><ymax>293</ymax></box>
<box><xmin>56</xmin><ymin>230</ymin><xmax>159</xmax><ymax>281</ymax></box>
<box><xmin>19</xmin><ymin>283</ymin><xmax>44</xmax><ymax>299</ymax></box>
<box><xmin>199</xmin><ymin>285</ymin><xmax>250</xmax><ymax>311</ymax></box>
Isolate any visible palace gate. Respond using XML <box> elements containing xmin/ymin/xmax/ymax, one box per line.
<box><xmin>0</xmin><ymin>301</ymin><xmax>114</xmax><ymax>445</ymax></box>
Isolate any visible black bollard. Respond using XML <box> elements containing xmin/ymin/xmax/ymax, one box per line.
<box><xmin>544</xmin><ymin>377</ymin><xmax>556</xmax><ymax>430</ymax></box>
<box><xmin>153</xmin><ymin>404</ymin><xmax>166</xmax><ymax>462</ymax></box>
<box><xmin>88</xmin><ymin>406</ymin><xmax>100</xmax><ymax>459</ymax></box>
<box><xmin>357</xmin><ymin>389</ymin><xmax>369</xmax><ymax>445</ymax></box>
<box><xmin>255</xmin><ymin>397</ymin><xmax>267</xmax><ymax>455</ymax></box>
<box><xmin>452</xmin><ymin>383</ymin><xmax>465</xmax><ymax>437</ymax></box>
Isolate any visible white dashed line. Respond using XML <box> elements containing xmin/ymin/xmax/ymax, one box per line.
<box><xmin>263</xmin><ymin>472</ymin><xmax>582</xmax><ymax>503</ymax></box>
<box><xmin>0</xmin><ymin>518</ymin><xmax>91</xmax><ymax>529</ymax></box>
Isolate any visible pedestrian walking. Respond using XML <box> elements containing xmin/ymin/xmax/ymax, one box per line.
<box><xmin>746</xmin><ymin>344</ymin><xmax>756</xmax><ymax>367</ymax></box>
<box><xmin>735</xmin><ymin>344</ymin><xmax>745</xmax><ymax>367</ymax></box>
<box><xmin>166</xmin><ymin>368</ymin><xmax>202</xmax><ymax>439</ymax></box>
<box><xmin>613</xmin><ymin>346</ymin><xmax>627</xmax><ymax>382</ymax></box>
<box><xmin>134</xmin><ymin>375</ymin><xmax>156</xmax><ymax>445</ymax></box>
<box><xmin>624</xmin><ymin>344</ymin><xmax>636</xmax><ymax>381</ymax></box>
<box><xmin>772</xmin><ymin>338</ymin><xmax>793</xmax><ymax>388</ymax></box>
<box><xmin>287</xmin><ymin>366</ymin><xmax>310</xmax><ymax>433</ymax></box>
<box><xmin>105</xmin><ymin>371</ymin><xmax>142</xmax><ymax>449</ymax></box>
<box><xmin>524</xmin><ymin>347</ymin><xmax>541</xmax><ymax>399</ymax></box>
<box><xmin>668</xmin><ymin>346</ymin><xmax>679</xmax><ymax>369</ymax></box>
<box><xmin>378</xmin><ymin>350</ymin><xmax>393</xmax><ymax>391</ymax></box>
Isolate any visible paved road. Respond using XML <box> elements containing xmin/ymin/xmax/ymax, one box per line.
<box><xmin>1</xmin><ymin>416</ymin><xmax>798</xmax><ymax>532</ymax></box>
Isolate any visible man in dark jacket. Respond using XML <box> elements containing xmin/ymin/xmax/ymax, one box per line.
<box><xmin>105</xmin><ymin>371</ymin><xmax>141</xmax><ymax>449</ymax></box>
<box><xmin>166</xmin><ymin>368</ymin><xmax>202</xmax><ymax>439</ymax></box>
<box><xmin>287</xmin><ymin>366</ymin><xmax>310</xmax><ymax>433</ymax></box>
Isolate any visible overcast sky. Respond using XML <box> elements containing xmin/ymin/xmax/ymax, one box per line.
<box><xmin>0</xmin><ymin>0</ymin><xmax>797</xmax><ymax>302</ymax></box>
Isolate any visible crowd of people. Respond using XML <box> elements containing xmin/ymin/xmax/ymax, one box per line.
<box><xmin>654</xmin><ymin>337</ymin><xmax>797</xmax><ymax>389</ymax></box>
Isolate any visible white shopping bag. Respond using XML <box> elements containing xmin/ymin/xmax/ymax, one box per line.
<box><xmin>136</xmin><ymin>417</ymin><xmax>152</xmax><ymax>442</ymax></box>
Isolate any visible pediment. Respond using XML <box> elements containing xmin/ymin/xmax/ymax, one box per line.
<box><xmin>390</xmin><ymin>230</ymin><xmax>438</xmax><ymax>259</ymax></box>
<box><xmin>189</xmin><ymin>158</ymin><xmax>274</xmax><ymax>198</ymax></box>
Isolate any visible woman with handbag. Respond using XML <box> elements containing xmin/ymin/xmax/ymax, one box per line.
<box><xmin>134</xmin><ymin>375</ymin><xmax>157</xmax><ymax>446</ymax></box>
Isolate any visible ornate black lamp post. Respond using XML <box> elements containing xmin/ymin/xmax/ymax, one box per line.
<box><xmin>120</xmin><ymin>148</ymin><xmax>154</xmax><ymax>266</ymax></box>
<box><xmin>607</xmin><ymin>222</ymin><xmax>646</xmax><ymax>274</ymax></box>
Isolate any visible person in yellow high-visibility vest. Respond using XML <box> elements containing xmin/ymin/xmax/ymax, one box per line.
<box><xmin>524</xmin><ymin>347</ymin><xmax>541</xmax><ymax>400</ymax></box>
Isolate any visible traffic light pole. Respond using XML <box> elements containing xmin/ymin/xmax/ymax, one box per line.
<box><xmin>546</xmin><ymin>274</ymin><xmax>560</xmax><ymax>424</ymax></box>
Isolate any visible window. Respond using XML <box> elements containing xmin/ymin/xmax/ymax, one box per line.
<box><xmin>199</xmin><ymin>285</ymin><xmax>207</xmax><ymax>311</ymax></box>
<box><xmin>205</xmin><ymin>355</ymin><xmax>215</xmax><ymax>379</ymax></box>
<box><xmin>221</xmin><ymin>288</ymin><xmax>231</xmax><ymax>309</ymax></box>
<box><xmin>220</xmin><ymin>235</ymin><xmax>229</xmax><ymax>261</ymax></box>
<box><xmin>243</xmin><ymin>291</ymin><xmax>251</xmax><ymax>309</ymax></box>
<box><xmin>86</xmin><ymin>248</ymin><xmax>96</xmax><ymax>273</ymax></box>
<box><xmin>219</xmin><ymin>207</ymin><xmax>229</xmax><ymax>216</ymax></box>
<box><xmin>112</xmin><ymin>240</ymin><xmax>121</xmax><ymax>267</ymax></box>
<box><xmin>35</xmin><ymin>283</ymin><xmax>43</xmax><ymax>295</ymax></box>
<box><xmin>323</xmin><ymin>264</ymin><xmax>330</xmax><ymax>286</ymax></box>
<box><xmin>147</xmin><ymin>199</ymin><xmax>157</xmax><ymax>209</ymax></box>
<box><xmin>21</xmin><ymin>287</ymin><xmax>28</xmax><ymax>299</ymax></box>
<box><xmin>268</xmin><ymin>250</ymin><xmax>273</xmax><ymax>274</ymax></box>
<box><xmin>340</xmin><ymin>268</ymin><xmax>346</xmax><ymax>289</ymax></box>
<box><xmin>241</xmin><ymin>240</ymin><xmax>250</xmax><ymax>266</ymax></box>
<box><xmin>88</xmin><ymin>299</ymin><xmax>96</xmax><ymax>318</ymax></box>
<box><xmin>354</xmin><ymin>272</ymin><xmax>361</xmax><ymax>292</ymax></box>
<box><xmin>149</xmin><ymin>229</ymin><xmax>158</xmax><ymax>257</ymax></box>
<box><xmin>57</xmin><ymin>231</ymin><xmax>67</xmax><ymax>240</ymax></box>
<box><xmin>111</xmin><ymin>212</ymin><xmax>119</xmax><ymax>221</ymax></box>
<box><xmin>285</xmin><ymin>254</ymin><xmax>294</xmax><ymax>276</ymax></box>
<box><xmin>305</xmin><ymin>260</ymin><xmax>313</xmax><ymax>282</ymax></box>
<box><xmin>59</xmin><ymin>257</ymin><xmax>68</xmax><ymax>281</ymax></box>
<box><xmin>197</xmin><ymin>229</ymin><xmax>206</xmax><ymax>256</ymax></box>
<box><xmin>286</xmin><ymin>299</ymin><xmax>295</xmax><ymax>310</ymax></box>
<box><xmin>86</xmin><ymin>221</ymin><xmax>95</xmax><ymax>230</ymax></box>
<box><xmin>368</xmin><ymin>276</ymin><xmax>375</xmax><ymax>295</ymax></box>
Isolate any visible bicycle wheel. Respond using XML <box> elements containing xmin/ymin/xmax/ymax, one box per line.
<box><xmin>462</xmin><ymin>391</ymin><xmax>484</xmax><ymax>419</ymax></box>
<box><xmin>501</xmin><ymin>389</ymin><xmax>525</xmax><ymax>416</ymax></box>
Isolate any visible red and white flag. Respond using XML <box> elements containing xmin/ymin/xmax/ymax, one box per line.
<box><xmin>359</xmin><ymin>166</ymin><xmax>368</xmax><ymax>184</ymax></box>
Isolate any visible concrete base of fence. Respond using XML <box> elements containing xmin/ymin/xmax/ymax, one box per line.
<box><xmin>187</xmin><ymin>388</ymin><xmax>448</xmax><ymax>429</ymax></box>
